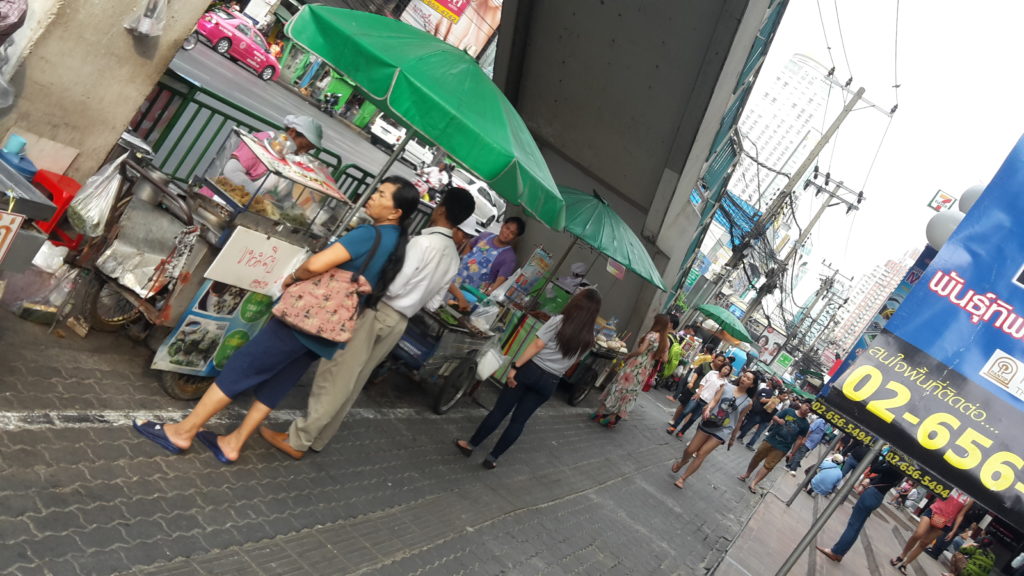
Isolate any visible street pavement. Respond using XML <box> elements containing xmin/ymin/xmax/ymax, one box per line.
<box><xmin>0</xmin><ymin>309</ymin><xmax>770</xmax><ymax>576</ymax></box>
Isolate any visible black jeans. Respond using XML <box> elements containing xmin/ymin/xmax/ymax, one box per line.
<box><xmin>469</xmin><ymin>361</ymin><xmax>559</xmax><ymax>460</ymax></box>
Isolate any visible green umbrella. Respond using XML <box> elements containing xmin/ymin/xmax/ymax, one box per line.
<box><xmin>696</xmin><ymin>304</ymin><xmax>753</xmax><ymax>343</ymax></box>
<box><xmin>285</xmin><ymin>6</ymin><xmax>565</xmax><ymax>230</ymax></box>
<box><xmin>551</xmin><ymin>187</ymin><xmax>665</xmax><ymax>290</ymax></box>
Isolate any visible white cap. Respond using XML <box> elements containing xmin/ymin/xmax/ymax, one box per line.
<box><xmin>831</xmin><ymin>454</ymin><xmax>845</xmax><ymax>464</ymax></box>
<box><xmin>283</xmin><ymin>115</ymin><xmax>323</xmax><ymax>149</ymax></box>
<box><xmin>457</xmin><ymin>218</ymin><xmax>477</xmax><ymax>236</ymax></box>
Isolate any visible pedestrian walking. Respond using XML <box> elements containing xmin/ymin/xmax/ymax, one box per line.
<box><xmin>258</xmin><ymin>188</ymin><xmax>476</xmax><ymax>460</ymax></box>
<box><xmin>666</xmin><ymin>342</ymin><xmax>714</xmax><ymax>402</ymax></box>
<box><xmin>737</xmin><ymin>400</ymin><xmax>811</xmax><ymax>493</ymax></box>
<box><xmin>670</xmin><ymin>370</ymin><xmax>758</xmax><ymax>489</ymax></box>
<box><xmin>455</xmin><ymin>289</ymin><xmax>602</xmax><ymax>468</ymax></box>
<box><xmin>735</xmin><ymin>382</ymin><xmax>779</xmax><ymax>449</ymax></box>
<box><xmin>785</xmin><ymin>414</ymin><xmax>828</xmax><ymax>474</ymax></box>
<box><xmin>666</xmin><ymin>356</ymin><xmax>731</xmax><ymax>438</ymax></box>
<box><xmin>890</xmin><ymin>488</ymin><xmax>974</xmax><ymax>575</ymax></box>
<box><xmin>132</xmin><ymin>178</ymin><xmax>419</xmax><ymax>463</ymax></box>
<box><xmin>815</xmin><ymin>452</ymin><xmax>902</xmax><ymax>562</ymax></box>
<box><xmin>840</xmin><ymin>437</ymin><xmax>870</xmax><ymax>478</ymax></box>
<box><xmin>592</xmin><ymin>314</ymin><xmax>670</xmax><ymax>429</ymax></box>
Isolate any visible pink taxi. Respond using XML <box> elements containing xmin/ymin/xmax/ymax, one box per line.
<box><xmin>194</xmin><ymin>9</ymin><xmax>281</xmax><ymax>82</ymax></box>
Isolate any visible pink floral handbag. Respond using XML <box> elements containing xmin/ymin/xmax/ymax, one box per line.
<box><xmin>272</xmin><ymin>228</ymin><xmax>381</xmax><ymax>343</ymax></box>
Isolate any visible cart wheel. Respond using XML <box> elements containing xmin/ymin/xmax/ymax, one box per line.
<box><xmin>123</xmin><ymin>316</ymin><xmax>152</xmax><ymax>342</ymax></box>
<box><xmin>89</xmin><ymin>281</ymin><xmax>141</xmax><ymax>332</ymax></box>
<box><xmin>159</xmin><ymin>372</ymin><xmax>214</xmax><ymax>401</ymax></box>
<box><xmin>567</xmin><ymin>364</ymin><xmax>599</xmax><ymax>406</ymax></box>
<box><xmin>433</xmin><ymin>355</ymin><xmax>477</xmax><ymax>415</ymax></box>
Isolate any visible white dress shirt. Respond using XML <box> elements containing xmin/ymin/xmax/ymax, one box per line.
<box><xmin>383</xmin><ymin>226</ymin><xmax>460</xmax><ymax>317</ymax></box>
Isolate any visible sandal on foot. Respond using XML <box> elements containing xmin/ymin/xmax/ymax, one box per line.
<box><xmin>482</xmin><ymin>459</ymin><xmax>497</xmax><ymax>470</ymax></box>
<box><xmin>673</xmin><ymin>478</ymin><xmax>685</xmax><ymax>489</ymax></box>
<box><xmin>671</xmin><ymin>459</ymin><xmax>686</xmax><ymax>474</ymax></box>
<box><xmin>454</xmin><ymin>439</ymin><xmax>473</xmax><ymax>457</ymax></box>
<box><xmin>665</xmin><ymin>426</ymin><xmax>677</xmax><ymax>435</ymax></box>
<box><xmin>132</xmin><ymin>419</ymin><xmax>184</xmax><ymax>455</ymax></box>
<box><xmin>196</xmin><ymin>430</ymin><xmax>233</xmax><ymax>465</ymax></box>
<box><xmin>896</xmin><ymin>565</ymin><xmax>908</xmax><ymax>576</ymax></box>
<box><xmin>889</xmin><ymin>557</ymin><xmax>903</xmax><ymax>567</ymax></box>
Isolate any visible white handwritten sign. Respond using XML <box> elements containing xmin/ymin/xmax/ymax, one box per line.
<box><xmin>0</xmin><ymin>210</ymin><xmax>25</xmax><ymax>264</ymax></box>
<box><xmin>205</xmin><ymin>227</ymin><xmax>307</xmax><ymax>296</ymax></box>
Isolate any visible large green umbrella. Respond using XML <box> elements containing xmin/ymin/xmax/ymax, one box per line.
<box><xmin>696</xmin><ymin>304</ymin><xmax>753</xmax><ymax>343</ymax></box>
<box><xmin>552</xmin><ymin>187</ymin><xmax>665</xmax><ymax>290</ymax></box>
<box><xmin>285</xmin><ymin>6</ymin><xmax>565</xmax><ymax>230</ymax></box>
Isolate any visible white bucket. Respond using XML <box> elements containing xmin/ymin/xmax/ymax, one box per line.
<box><xmin>476</xmin><ymin>347</ymin><xmax>506</xmax><ymax>380</ymax></box>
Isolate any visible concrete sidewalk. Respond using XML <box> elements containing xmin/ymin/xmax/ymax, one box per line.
<box><xmin>0</xmin><ymin>310</ymin><xmax>772</xmax><ymax>575</ymax></box>
<box><xmin>713</xmin><ymin>448</ymin><xmax>951</xmax><ymax>576</ymax></box>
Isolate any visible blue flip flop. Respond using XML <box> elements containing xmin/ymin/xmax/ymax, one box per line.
<box><xmin>196</xmin><ymin>430</ymin><xmax>233</xmax><ymax>465</ymax></box>
<box><xmin>132</xmin><ymin>419</ymin><xmax>183</xmax><ymax>455</ymax></box>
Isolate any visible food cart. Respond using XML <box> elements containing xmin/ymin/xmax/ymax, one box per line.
<box><xmin>86</xmin><ymin>128</ymin><xmax>354</xmax><ymax>399</ymax></box>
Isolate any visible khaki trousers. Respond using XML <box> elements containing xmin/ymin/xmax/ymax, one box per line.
<box><xmin>287</xmin><ymin>302</ymin><xmax>408</xmax><ymax>452</ymax></box>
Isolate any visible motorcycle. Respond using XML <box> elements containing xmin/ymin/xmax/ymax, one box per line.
<box><xmin>319</xmin><ymin>93</ymin><xmax>341</xmax><ymax>117</ymax></box>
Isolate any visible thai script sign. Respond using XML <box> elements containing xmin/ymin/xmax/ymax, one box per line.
<box><xmin>825</xmin><ymin>135</ymin><xmax>1024</xmax><ymax>529</ymax></box>
<box><xmin>205</xmin><ymin>226</ymin><xmax>307</xmax><ymax>296</ymax></box>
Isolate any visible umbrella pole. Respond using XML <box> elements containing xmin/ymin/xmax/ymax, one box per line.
<box><xmin>335</xmin><ymin>132</ymin><xmax>412</xmax><ymax>236</ymax></box>
<box><xmin>534</xmin><ymin>235</ymin><xmax>579</xmax><ymax>298</ymax></box>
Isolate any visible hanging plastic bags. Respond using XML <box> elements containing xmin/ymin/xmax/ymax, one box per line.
<box><xmin>67</xmin><ymin>153</ymin><xmax>128</xmax><ymax>237</ymax></box>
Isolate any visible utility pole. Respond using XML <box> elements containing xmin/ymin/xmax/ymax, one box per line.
<box><xmin>682</xmin><ymin>87</ymin><xmax>866</xmax><ymax>325</ymax></box>
<box><xmin>745</xmin><ymin>178</ymin><xmax>861</xmax><ymax>319</ymax></box>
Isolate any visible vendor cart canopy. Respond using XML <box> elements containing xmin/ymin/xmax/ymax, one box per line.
<box><xmin>285</xmin><ymin>6</ymin><xmax>565</xmax><ymax>230</ymax></box>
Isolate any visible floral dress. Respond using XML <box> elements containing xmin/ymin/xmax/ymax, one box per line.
<box><xmin>599</xmin><ymin>331</ymin><xmax>659</xmax><ymax>417</ymax></box>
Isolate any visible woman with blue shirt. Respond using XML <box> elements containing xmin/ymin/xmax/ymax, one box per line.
<box><xmin>133</xmin><ymin>177</ymin><xmax>419</xmax><ymax>464</ymax></box>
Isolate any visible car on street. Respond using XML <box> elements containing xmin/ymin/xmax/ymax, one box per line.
<box><xmin>369</xmin><ymin>115</ymin><xmax>436</xmax><ymax>168</ymax></box>
<box><xmin>451</xmin><ymin>168</ymin><xmax>506</xmax><ymax>233</ymax></box>
<box><xmin>194</xmin><ymin>9</ymin><xmax>281</xmax><ymax>81</ymax></box>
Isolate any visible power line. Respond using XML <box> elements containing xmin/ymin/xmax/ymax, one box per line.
<box><xmin>892</xmin><ymin>0</ymin><xmax>902</xmax><ymax>105</ymax></box>
<box><xmin>815</xmin><ymin>0</ymin><xmax>837</xmax><ymax>71</ymax></box>
<box><xmin>860</xmin><ymin>115</ymin><xmax>893</xmax><ymax>190</ymax></box>
<box><xmin>832</xmin><ymin>0</ymin><xmax>854</xmax><ymax>80</ymax></box>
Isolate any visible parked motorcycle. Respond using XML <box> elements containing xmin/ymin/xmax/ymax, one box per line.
<box><xmin>319</xmin><ymin>93</ymin><xmax>341</xmax><ymax>117</ymax></box>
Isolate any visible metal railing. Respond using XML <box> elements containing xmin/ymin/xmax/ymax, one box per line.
<box><xmin>128</xmin><ymin>69</ymin><xmax>374</xmax><ymax>200</ymax></box>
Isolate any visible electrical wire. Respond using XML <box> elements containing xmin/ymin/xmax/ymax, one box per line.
<box><xmin>832</xmin><ymin>0</ymin><xmax>854</xmax><ymax>80</ymax></box>
<box><xmin>860</xmin><ymin>115</ymin><xmax>893</xmax><ymax>190</ymax></box>
<box><xmin>892</xmin><ymin>0</ymin><xmax>901</xmax><ymax>105</ymax></box>
<box><xmin>815</xmin><ymin>0</ymin><xmax>837</xmax><ymax>71</ymax></box>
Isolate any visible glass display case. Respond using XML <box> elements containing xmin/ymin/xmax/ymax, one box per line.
<box><xmin>198</xmin><ymin>128</ymin><xmax>351</xmax><ymax>244</ymax></box>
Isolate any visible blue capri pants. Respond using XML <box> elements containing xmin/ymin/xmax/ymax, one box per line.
<box><xmin>215</xmin><ymin>317</ymin><xmax>320</xmax><ymax>409</ymax></box>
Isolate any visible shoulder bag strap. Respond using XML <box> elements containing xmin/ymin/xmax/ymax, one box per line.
<box><xmin>350</xmin><ymin>226</ymin><xmax>383</xmax><ymax>284</ymax></box>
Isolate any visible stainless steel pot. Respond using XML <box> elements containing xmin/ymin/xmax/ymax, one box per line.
<box><xmin>131</xmin><ymin>167</ymin><xmax>170</xmax><ymax>205</ymax></box>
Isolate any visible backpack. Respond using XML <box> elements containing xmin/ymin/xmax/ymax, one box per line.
<box><xmin>661</xmin><ymin>334</ymin><xmax>683</xmax><ymax>377</ymax></box>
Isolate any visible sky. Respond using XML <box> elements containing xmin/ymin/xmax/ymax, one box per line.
<box><xmin>755</xmin><ymin>0</ymin><xmax>1024</xmax><ymax>301</ymax></box>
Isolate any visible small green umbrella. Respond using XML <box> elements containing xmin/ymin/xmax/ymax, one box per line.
<box><xmin>285</xmin><ymin>6</ymin><xmax>565</xmax><ymax>230</ymax></box>
<box><xmin>551</xmin><ymin>187</ymin><xmax>665</xmax><ymax>290</ymax></box>
<box><xmin>696</xmin><ymin>304</ymin><xmax>753</xmax><ymax>343</ymax></box>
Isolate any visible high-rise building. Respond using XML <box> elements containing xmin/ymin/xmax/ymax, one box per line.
<box><xmin>831</xmin><ymin>252</ymin><xmax>917</xmax><ymax>352</ymax></box>
<box><xmin>728</xmin><ymin>54</ymin><xmax>831</xmax><ymax>209</ymax></box>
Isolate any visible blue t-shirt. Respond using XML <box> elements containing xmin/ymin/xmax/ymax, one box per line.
<box><xmin>765</xmin><ymin>407</ymin><xmax>809</xmax><ymax>452</ymax></box>
<box><xmin>294</xmin><ymin>224</ymin><xmax>401</xmax><ymax>358</ymax></box>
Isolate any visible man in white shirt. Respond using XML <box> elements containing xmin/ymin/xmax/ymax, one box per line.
<box><xmin>259</xmin><ymin>188</ymin><xmax>477</xmax><ymax>459</ymax></box>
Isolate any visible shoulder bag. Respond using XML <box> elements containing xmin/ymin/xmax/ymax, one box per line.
<box><xmin>272</xmin><ymin>227</ymin><xmax>382</xmax><ymax>343</ymax></box>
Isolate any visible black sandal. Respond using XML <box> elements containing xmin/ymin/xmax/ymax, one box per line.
<box><xmin>896</xmin><ymin>565</ymin><xmax>908</xmax><ymax>575</ymax></box>
<box><xmin>889</xmin><ymin>557</ymin><xmax>902</xmax><ymax>567</ymax></box>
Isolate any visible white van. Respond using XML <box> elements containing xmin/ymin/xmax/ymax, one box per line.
<box><xmin>368</xmin><ymin>115</ymin><xmax>435</xmax><ymax>169</ymax></box>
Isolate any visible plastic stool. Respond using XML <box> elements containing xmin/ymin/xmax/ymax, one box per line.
<box><xmin>31</xmin><ymin>169</ymin><xmax>84</xmax><ymax>249</ymax></box>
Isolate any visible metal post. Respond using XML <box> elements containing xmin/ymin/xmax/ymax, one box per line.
<box><xmin>336</xmin><ymin>131</ymin><xmax>412</xmax><ymax>236</ymax></box>
<box><xmin>773</xmin><ymin>437</ymin><xmax>884</xmax><ymax>576</ymax></box>
<box><xmin>786</xmin><ymin>435</ymin><xmax>841</xmax><ymax>506</ymax></box>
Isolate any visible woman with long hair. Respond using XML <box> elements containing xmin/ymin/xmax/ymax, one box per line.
<box><xmin>890</xmin><ymin>489</ymin><xmax>974</xmax><ymax>574</ymax></box>
<box><xmin>670</xmin><ymin>370</ymin><xmax>758</xmax><ymax>489</ymax></box>
<box><xmin>592</xmin><ymin>314</ymin><xmax>671</xmax><ymax>429</ymax></box>
<box><xmin>133</xmin><ymin>177</ymin><xmax>420</xmax><ymax>464</ymax></box>
<box><xmin>455</xmin><ymin>289</ymin><xmax>602</xmax><ymax>468</ymax></box>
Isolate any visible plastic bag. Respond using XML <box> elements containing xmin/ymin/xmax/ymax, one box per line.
<box><xmin>67</xmin><ymin>153</ymin><xmax>128</xmax><ymax>237</ymax></box>
<box><xmin>124</xmin><ymin>0</ymin><xmax>168</xmax><ymax>37</ymax></box>
<box><xmin>31</xmin><ymin>241</ymin><xmax>69</xmax><ymax>274</ymax></box>
<box><xmin>469</xmin><ymin>300</ymin><xmax>499</xmax><ymax>332</ymax></box>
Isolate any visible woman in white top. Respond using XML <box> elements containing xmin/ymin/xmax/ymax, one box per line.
<box><xmin>455</xmin><ymin>289</ymin><xmax>602</xmax><ymax>469</ymax></box>
<box><xmin>671</xmin><ymin>370</ymin><xmax>759</xmax><ymax>489</ymax></box>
